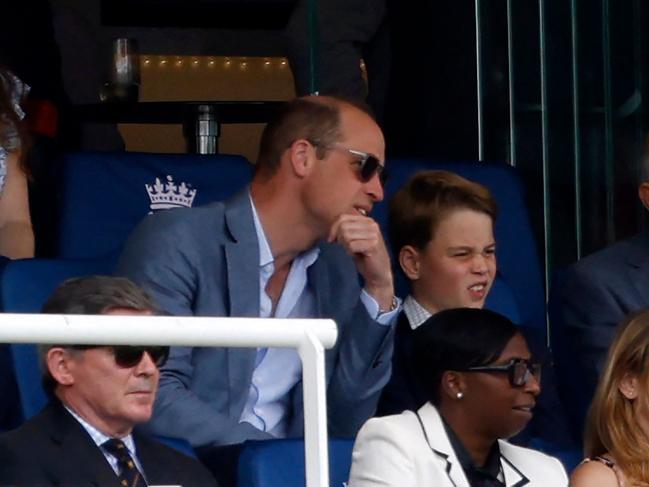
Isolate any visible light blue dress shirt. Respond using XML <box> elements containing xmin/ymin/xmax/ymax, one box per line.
<box><xmin>239</xmin><ymin>196</ymin><xmax>397</xmax><ymax>437</ymax></box>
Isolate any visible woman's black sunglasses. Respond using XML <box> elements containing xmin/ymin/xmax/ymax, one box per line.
<box><xmin>464</xmin><ymin>358</ymin><xmax>542</xmax><ymax>387</ymax></box>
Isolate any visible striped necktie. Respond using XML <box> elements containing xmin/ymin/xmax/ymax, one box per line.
<box><xmin>102</xmin><ymin>438</ymin><xmax>148</xmax><ymax>487</ymax></box>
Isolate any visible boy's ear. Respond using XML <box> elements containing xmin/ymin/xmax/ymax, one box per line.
<box><xmin>399</xmin><ymin>245</ymin><xmax>421</xmax><ymax>280</ymax></box>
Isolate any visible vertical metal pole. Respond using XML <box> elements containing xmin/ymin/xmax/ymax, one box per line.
<box><xmin>602</xmin><ymin>0</ymin><xmax>615</xmax><ymax>243</ymax></box>
<box><xmin>299</xmin><ymin>332</ymin><xmax>329</xmax><ymax>487</ymax></box>
<box><xmin>570</xmin><ymin>0</ymin><xmax>582</xmax><ymax>259</ymax></box>
<box><xmin>506</xmin><ymin>0</ymin><xmax>517</xmax><ymax>167</ymax></box>
<box><xmin>539</xmin><ymin>0</ymin><xmax>552</xmax><ymax>342</ymax></box>
<box><xmin>475</xmin><ymin>0</ymin><xmax>485</xmax><ymax>161</ymax></box>
<box><xmin>307</xmin><ymin>0</ymin><xmax>319</xmax><ymax>94</ymax></box>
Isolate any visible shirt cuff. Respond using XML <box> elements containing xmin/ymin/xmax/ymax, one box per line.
<box><xmin>360</xmin><ymin>289</ymin><xmax>402</xmax><ymax>326</ymax></box>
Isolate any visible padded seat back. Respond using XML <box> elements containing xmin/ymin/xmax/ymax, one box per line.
<box><xmin>0</xmin><ymin>257</ymin><xmax>116</xmax><ymax>419</ymax></box>
<box><xmin>59</xmin><ymin>151</ymin><xmax>253</xmax><ymax>259</ymax></box>
<box><xmin>238</xmin><ymin>438</ymin><xmax>354</xmax><ymax>487</ymax></box>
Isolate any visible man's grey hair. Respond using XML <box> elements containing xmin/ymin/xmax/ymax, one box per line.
<box><xmin>39</xmin><ymin>275</ymin><xmax>159</xmax><ymax>394</ymax></box>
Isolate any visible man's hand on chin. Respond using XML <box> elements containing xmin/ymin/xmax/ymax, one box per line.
<box><xmin>327</xmin><ymin>213</ymin><xmax>395</xmax><ymax>311</ymax></box>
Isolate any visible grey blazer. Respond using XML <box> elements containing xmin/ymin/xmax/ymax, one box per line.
<box><xmin>117</xmin><ymin>189</ymin><xmax>394</xmax><ymax>447</ymax></box>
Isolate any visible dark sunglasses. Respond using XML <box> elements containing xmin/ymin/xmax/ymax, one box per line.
<box><xmin>312</xmin><ymin>141</ymin><xmax>387</xmax><ymax>186</ymax></box>
<box><xmin>343</xmin><ymin>148</ymin><xmax>388</xmax><ymax>186</ymax></box>
<box><xmin>72</xmin><ymin>345</ymin><xmax>170</xmax><ymax>368</ymax></box>
<box><xmin>464</xmin><ymin>358</ymin><xmax>541</xmax><ymax>387</ymax></box>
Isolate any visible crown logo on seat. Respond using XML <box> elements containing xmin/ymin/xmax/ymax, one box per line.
<box><xmin>145</xmin><ymin>175</ymin><xmax>197</xmax><ymax>212</ymax></box>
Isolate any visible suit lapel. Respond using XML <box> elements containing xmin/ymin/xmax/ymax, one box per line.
<box><xmin>135</xmin><ymin>433</ymin><xmax>170</xmax><ymax>485</ymax></box>
<box><xmin>416</xmin><ymin>403</ymin><xmax>470</xmax><ymax>487</ymax></box>
<box><xmin>499</xmin><ymin>442</ymin><xmax>530</xmax><ymax>486</ymax></box>
<box><xmin>223</xmin><ymin>190</ymin><xmax>261</xmax><ymax>417</ymax></box>
<box><xmin>47</xmin><ymin>403</ymin><xmax>121</xmax><ymax>487</ymax></box>
<box><xmin>223</xmin><ymin>190</ymin><xmax>260</xmax><ymax>318</ymax></box>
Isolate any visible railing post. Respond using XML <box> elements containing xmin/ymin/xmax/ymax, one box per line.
<box><xmin>299</xmin><ymin>331</ymin><xmax>329</xmax><ymax>487</ymax></box>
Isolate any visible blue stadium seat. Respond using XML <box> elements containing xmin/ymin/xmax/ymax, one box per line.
<box><xmin>0</xmin><ymin>257</ymin><xmax>116</xmax><ymax>419</ymax></box>
<box><xmin>58</xmin><ymin>151</ymin><xmax>253</xmax><ymax>259</ymax></box>
<box><xmin>238</xmin><ymin>438</ymin><xmax>354</xmax><ymax>487</ymax></box>
<box><xmin>378</xmin><ymin>158</ymin><xmax>544</xmax><ymax>329</ymax></box>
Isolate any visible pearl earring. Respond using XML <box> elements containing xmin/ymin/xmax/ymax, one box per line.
<box><xmin>456</xmin><ymin>392</ymin><xmax>464</xmax><ymax>399</ymax></box>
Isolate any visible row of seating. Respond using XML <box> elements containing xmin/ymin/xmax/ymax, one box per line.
<box><xmin>0</xmin><ymin>150</ymin><xmax>550</xmax><ymax>485</ymax></box>
<box><xmin>47</xmin><ymin>151</ymin><xmax>546</xmax><ymax>323</ymax></box>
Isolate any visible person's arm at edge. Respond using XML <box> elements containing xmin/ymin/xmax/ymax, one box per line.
<box><xmin>0</xmin><ymin>151</ymin><xmax>33</xmax><ymax>259</ymax></box>
<box><xmin>570</xmin><ymin>460</ymin><xmax>621</xmax><ymax>487</ymax></box>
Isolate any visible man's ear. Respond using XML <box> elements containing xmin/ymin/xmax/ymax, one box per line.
<box><xmin>399</xmin><ymin>245</ymin><xmax>421</xmax><ymax>280</ymax></box>
<box><xmin>288</xmin><ymin>139</ymin><xmax>314</xmax><ymax>178</ymax></box>
<box><xmin>638</xmin><ymin>182</ymin><xmax>649</xmax><ymax>211</ymax></box>
<box><xmin>618</xmin><ymin>372</ymin><xmax>639</xmax><ymax>400</ymax></box>
<box><xmin>47</xmin><ymin>348</ymin><xmax>76</xmax><ymax>387</ymax></box>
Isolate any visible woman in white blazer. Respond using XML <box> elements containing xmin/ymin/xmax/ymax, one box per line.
<box><xmin>348</xmin><ymin>308</ymin><xmax>568</xmax><ymax>486</ymax></box>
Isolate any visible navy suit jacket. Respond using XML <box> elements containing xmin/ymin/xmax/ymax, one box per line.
<box><xmin>117</xmin><ymin>189</ymin><xmax>394</xmax><ymax>447</ymax></box>
<box><xmin>0</xmin><ymin>400</ymin><xmax>217</xmax><ymax>487</ymax></box>
<box><xmin>558</xmin><ymin>231</ymin><xmax>649</xmax><ymax>429</ymax></box>
<box><xmin>377</xmin><ymin>311</ymin><xmax>575</xmax><ymax>447</ymax></box>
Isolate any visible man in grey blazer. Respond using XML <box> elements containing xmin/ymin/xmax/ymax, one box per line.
<box><xmin>558</xmin><ymin>171</ymin><xmax>649</xmax><ymax>432</ymax></box>
<box><xmin>117</xmin><ymin>97</ymin><xmax>398</xmax><ymax>455</ymax></box>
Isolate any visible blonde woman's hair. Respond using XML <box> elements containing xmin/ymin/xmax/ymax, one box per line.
<box><xmin>585</xmin><ymin>309</ymin><xmax>649</xmax><ymax>485</ymax></box>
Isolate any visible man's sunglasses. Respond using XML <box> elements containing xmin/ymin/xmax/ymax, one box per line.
<box><xmin>72</xmin><ymin>345</ymin><xmax>170</xmax><ymax>368</ymax></box>
<box><xmin>464</xmin><ymin>358</ymin><xmax>541</xmax><ymax>387</ymax></box>
<box><xmin>310</xmin><ymin>140</ymin><xmax>387</xmax><ymax>187</ymax></box>
<box><xmin>335</xmin><ymin>147</ymin><xmax>388</xmax><ymax>186</ymax></box>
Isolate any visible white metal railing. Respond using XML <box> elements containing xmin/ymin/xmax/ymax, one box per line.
<box><xmin>0</xmin><ymin>313</ymin><xmax>338</xmax><ymax>487</ymax></box>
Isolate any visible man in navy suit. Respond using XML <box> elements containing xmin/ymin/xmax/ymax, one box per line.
<box><xmin>117</xmin><ymin>97</ymin><xmax>398</xmax><ymax>456</ymax></box>
<box><xmin>0</xmin><ymin>276</ymin><xmax>217</xmax><ymax>487</ymax></box>
<box><xmin>558</xmin><ymin>171</ymin><xmax>649</xmax><ymax>431</ymax></box>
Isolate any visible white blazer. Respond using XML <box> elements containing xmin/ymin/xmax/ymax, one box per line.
<box><xmin>348</xmin><ymin>403</ymin><xmax>568</xmax><ymax>487</ymax></box>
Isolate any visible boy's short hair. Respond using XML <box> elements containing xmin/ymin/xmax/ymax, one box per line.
<box><xmin>388</xmin><ymin>170</ymin><xmax>497</xmax><ymax>257</ymax></box>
